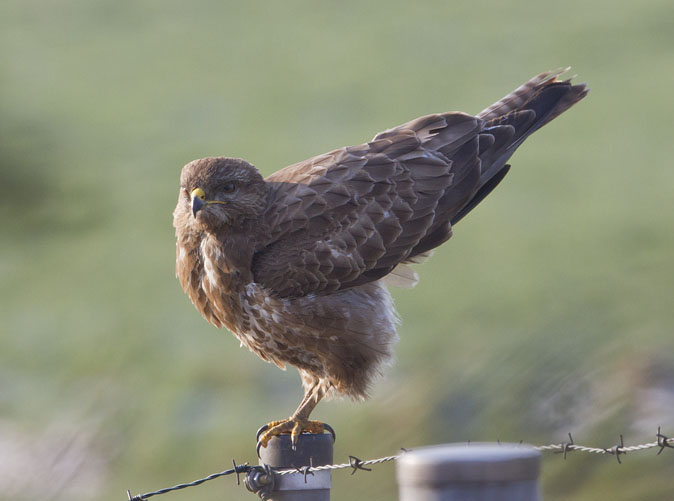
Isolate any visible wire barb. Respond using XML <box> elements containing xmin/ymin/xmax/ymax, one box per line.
<box><xmin>656</xmin><ymin>426</ymin><xmax>673</xmax><ymax>455</ymax></box>
<box><xmin>554</xmin><ymin>432</ymin><xmax>575</xmax><ymax>460</ymax></box>
<box><xmin>605</xmin><ymin>435</ymin><xmax>626</xmax><ymax>464</ymax></box>
<box><xmin>297</xmin><ymin>465</ymin><xmax>314</xmax><ymax>483</ymax></box>
<box><xmin>348</xmin><ymin>455</ymin><xmax>373</xmax><ymax>475</ymax></box>
<box><xmin>127</xmin><ymin>490</ymin><xmax>142</xmax><ymax>501</ymax></box>
<box><xmin>233</xmin><ymin>459</ymin><xmax>247</xmax><ymax>485</ymax></box>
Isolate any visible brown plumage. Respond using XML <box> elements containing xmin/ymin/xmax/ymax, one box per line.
<box><xmin>173</xmin><ymin>68</ymin><xmax>588</xmax><ymax>447</ymax></box>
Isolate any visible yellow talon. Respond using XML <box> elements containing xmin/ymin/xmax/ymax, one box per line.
<box><xmin>257</xmin><ymin>418</ymin><xmax>326</xmax><ymax>449</ymax></box>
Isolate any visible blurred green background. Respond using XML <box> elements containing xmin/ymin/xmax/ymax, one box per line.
<box><xmin>2</xmin><ymin>1</ymin><xmax>673</xmax><ymax>499</ymax></box>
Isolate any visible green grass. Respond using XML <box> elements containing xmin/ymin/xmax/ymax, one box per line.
<box><xmin>2</xmin><ymin>1</ymin><xmax>673</xmax><ymax>499</ymax></box>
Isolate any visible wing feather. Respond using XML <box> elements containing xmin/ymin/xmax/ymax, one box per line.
<box><xmin>253</xmin><ymin>71</ymin><xmax>588</xmax><ymax>298</ymax></box>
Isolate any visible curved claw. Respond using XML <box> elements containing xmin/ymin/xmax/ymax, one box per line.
<box><xmin>256</xmin><ymin>419</ymin><xmax>335</xmax><ymax>457</ymax></box>
<box><xmin>256</xmin><ymin>424</ymin><xmax>271</xmax><ymax>441</ymax></box>
<box><xmin>322</xmin><ymin>422</ymin><xmax>336</xmax><ymax>443</ymax></box>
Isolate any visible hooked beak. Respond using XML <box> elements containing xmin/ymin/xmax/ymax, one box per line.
<box><xmin>191</xmin><ymin>194</ymin><xmax>205</xmax><ymax>217</ymax></box>
<box><xmin>190</xmin><ymin>187</ymin><xmax>227</xmax><ymax>218</ymax></box>
<box><xmin>191</xmin><ymin>187</ymin><xmax>206</xmax><ymax>217</ymax></box>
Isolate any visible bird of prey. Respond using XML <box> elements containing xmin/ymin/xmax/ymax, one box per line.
<box><xmin>173</xmin><ymin>68</ymin><xmax>588</xmax><ymax>450</ymax></box>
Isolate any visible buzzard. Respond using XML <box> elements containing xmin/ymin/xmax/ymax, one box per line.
<box><xmin>173</xmin><ymin>69</ymin><xmax>588</xmax><ymax>450</ymax></box>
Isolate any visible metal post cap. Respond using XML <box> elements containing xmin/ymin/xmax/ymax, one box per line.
<box><xmin>257</xmin><ymin>433</ymin><xmax>334</xmax><ymax>500</ymax></box>
<box><xmin>259</xmin><ymin>433</ymin><xmax>334</xmax><ymax>469</ymax></box>
<box><xmin>397</xmin><ymin>443</ymin><xmax>540</xmax><ymax>486</ymax></box>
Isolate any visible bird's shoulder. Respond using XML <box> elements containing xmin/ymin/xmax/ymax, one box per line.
<box><xmin>248</xmin><ymin>112</ymin><xmax>484</xmax><ymax>297</ymax></box>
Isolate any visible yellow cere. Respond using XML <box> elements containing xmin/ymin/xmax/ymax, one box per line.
<box><xmin>191</xmin><ymin>187</ymin><xmax>206</xmax><ymax>201</ymax></box>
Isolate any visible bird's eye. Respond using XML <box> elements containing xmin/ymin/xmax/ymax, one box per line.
<box><xmin>222</xmin><ymin>182</ymin><xmax>236</xmax><ymax>194</ymax></box>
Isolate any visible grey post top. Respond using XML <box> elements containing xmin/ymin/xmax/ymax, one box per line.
<box><xmin>397</xmin><ymin>443</ymin><xmax>541</xmax><ymax>485</ymax></box>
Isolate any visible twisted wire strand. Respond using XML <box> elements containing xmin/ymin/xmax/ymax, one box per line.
<box><xmin>275</xmin><ymin>454</ymin><xmax>401</xmax><ymax>475</ymax></box>
<box><xmin>127</xmin><ymin>429</ymin><xmax>672</xmax><ymax>500</ymax></box>
<box><xmin>535</xmin><ymin>441</ymin><xmax>660</xmax><ymax>454</ymax></box>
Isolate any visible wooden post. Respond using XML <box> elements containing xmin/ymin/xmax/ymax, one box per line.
<box><xmin>396</xmin><ymin>443</ymin><xmax>541</xmax><ymax>501</ymax></box>
<box><xmin>255</xmin><ymin>433</ymin><xmax>333</xmax><ymax>500</ymax></box>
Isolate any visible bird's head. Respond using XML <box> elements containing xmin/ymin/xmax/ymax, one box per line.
<box><xmin>173</xmin><ymin>157</ymin><xmax>268</xmax><ymax>235</ymax></box>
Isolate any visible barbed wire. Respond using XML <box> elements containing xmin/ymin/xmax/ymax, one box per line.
<box><xmin>126</xmin><ymin>426</ymin><xmax>673</xmax><ymax>501</ymax></box>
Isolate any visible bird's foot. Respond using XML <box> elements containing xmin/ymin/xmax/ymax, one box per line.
<box><xmin>256</xmin><ymin>419</ymin><xmax>335</xmax><ymax>455</ymax></box>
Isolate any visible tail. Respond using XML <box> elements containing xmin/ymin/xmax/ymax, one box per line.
<box><xmin>450</xmin><ymin>68</ymin><xmax>589</xmax><ymax>224</ymax></box>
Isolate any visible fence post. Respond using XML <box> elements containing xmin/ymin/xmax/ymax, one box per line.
<box><xmin>396</xmin><ymin>442</ymin><xmax>541</xmax><ymax>501</ymax></box>
<box><xmin>251</xmin><ymin>433</ymin><xmax>334</xmax><ymax>500</ymax></box>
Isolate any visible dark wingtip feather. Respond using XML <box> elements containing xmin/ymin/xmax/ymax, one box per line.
<box><xmin>450</xmin><ymin>164</ymin><xmax>511</xmax><ymax>225</ymax></box>
<box><xmin>478</xmin><ymin>68</ymin><xmax>588</xmax><ymax>122</ymax></box>
<box><xmin>451</xmin><ymin>69</ymin><xmax>588</xmax><ymax>226</ymax></box>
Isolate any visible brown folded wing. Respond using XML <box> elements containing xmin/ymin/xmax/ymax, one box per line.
<box><xmin>252</xmin><ymin>112</ymin><xmax>484</xmax><ymax>297</ymax></box>
<box><xmin>252</xmin><ymin>69</ymin><xmax>588</xmax><ymax>298</ymax></box>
